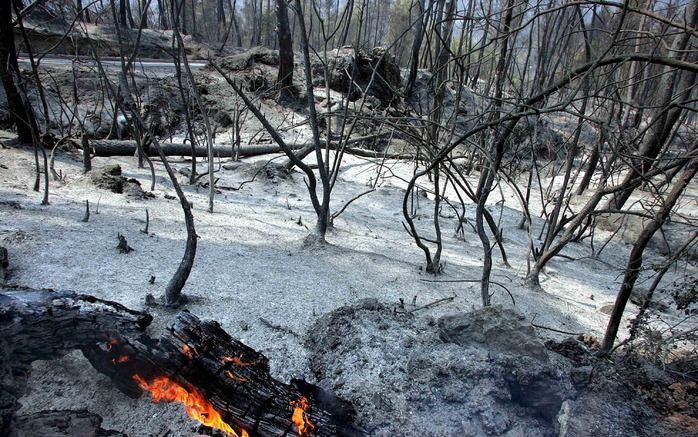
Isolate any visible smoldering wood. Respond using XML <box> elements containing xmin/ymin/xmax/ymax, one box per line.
<box><xmin>0</xmin><ymin>289</ymin><xmax>359</xmax><ymax>437</ymax></box>
<box><xmin>86</xmin><ymin>312</ymin><xmax>358</xmax><ymax>436</ymax></box>
<box><xmin>0</xmin><ymin>289</ymin><xmax>152</xmax><ymax>435</ymax></box>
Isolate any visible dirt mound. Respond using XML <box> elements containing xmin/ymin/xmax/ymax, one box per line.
<box><xmin>91</xmin><ymin>164</ymin><xmax>146</xmax><ymax>198</ymax></box>
<box><xmin>305</xmin><ymin>301</ymin><xmax>687</xmax><ymax>436</ymax></box>
<box><xmin>306</xmin><ymin>300</ymin><xmax>572</xmax><ymax>436</ymax></box>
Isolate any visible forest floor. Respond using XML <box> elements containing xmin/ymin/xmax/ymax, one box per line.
<box><xmin>0</xmin><ymin>128</ymin><xmax>696</xmax><ymax>435</ymax></box>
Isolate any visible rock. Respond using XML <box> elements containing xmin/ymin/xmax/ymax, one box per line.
<box><xmin>124</xmin><ymin>178</ymin><xmax>147</xmax><ymax>199</ymax></box>
<box><xmin>141</xmin><ymin>83</ymin><xmax>182</xmax><ymax>137</ymax></box>
<box><xmin>629</xmin><ymin>288</ymin><xmax>668</xmax><ymax>312</ymax></box>
<box><xmin>570</xmin><ymin>366</ymin><xmax>593</xmax><ymax>387</ymax></box>
<box><xmin>10</xmin><ymin>409</ymin><xmax>127</xmax><ymax>437</ymax></box>
<box><xmin>508</xmin><ymin>116</ymin><xmax>565</xmax><ymax>161</ymax></box>
<box><xmin>405</xmin><ymin>69</ymin><xmax>479</xmax><ymax>134</ymax></box>
<box><xmin>630</xmin><ymin>287</ymin><xmax>652</xmax><ymax>306</ymax></box>
<box><xmin>438</xmin><ymin>305</ymin><xmax>549</xmax><ymax>361</ymax></box>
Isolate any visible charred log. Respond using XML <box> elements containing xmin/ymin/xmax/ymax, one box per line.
<box><xmin>0</xmin><ymin>289</ymin><xmax>359</xmax><ymax>437</ymax></box>
<box><xmin>87</xmin><ymin>140</ymin><xmax>302</xmax><ymax>158</ymax></box>
<box><xmin>87</xmin><ymin>135</ymin><xmax>400</xmax><ymax>160</ymax></box>
<box><xmin>84</xmin><ymin>311</ymin><xmax>358</xmax><ymax>436</ymax></box>
<box><xmin>0</xmin><ymin>289</ymin><xmax>152</xmax><ymax>435</ymax></box>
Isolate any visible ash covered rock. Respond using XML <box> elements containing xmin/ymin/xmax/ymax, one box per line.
<box><xmin>305</xmin><ymin>301</ymin><xmax>572</xmax><ymax>436</ymax></box>
<box><xmin>10</xmin><ymin>409</ymin><xmax>127</xmax><ymax>437</ymax></box>
<box><xmin>141</xmin><ymin>82</ymin><xmax>184</xmax><ymax>138</ymax></box>
<box><xmin>597</xmin><ymin>213</ymin><xmax>698</xmax><ymax>264</ymax></box>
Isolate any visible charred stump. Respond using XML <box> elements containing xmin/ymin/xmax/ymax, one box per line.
<box><xmin>0</xmin><ymin>247</ymin><xmax>7</xmax><ymax>284</ymax></box>
<box><xmin>0</xmin><ymin>289</ymin><xmax>359</xmax><ymax>437</ymax></box>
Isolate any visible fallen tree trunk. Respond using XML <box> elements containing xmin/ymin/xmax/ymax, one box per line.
<box><xmin>88</xmin><ymin>134</ymin><xmax>412</xmax><ymax>161</ymax></box>
<box><xmin>90</xmin><ymin>140</ymin><xmax>304</xmax><ymax>158</ymax></box>
<box><xmin>0</xmin><ymin>288</ymin><xmax>358</xmax><ymax>437</ymax></box>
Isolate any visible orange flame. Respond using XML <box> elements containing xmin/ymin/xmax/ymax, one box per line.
<box><xmin>106</xmin><ymin>339</ymin><xmax>119</xmax><ymax>351</ymax></box>
<box><xmin>224</xmin><ymin>370</ymin><xmax>247</xmax><ymax>383</ymax></box>
<box><xmin>133</xmin><ymin>375</ymin><xmax>248</xmax><ymax>437</ymax></box>
<box><xmin>291</xmin><ymin>396</ymin><xmax>315</xmax><ymax>436</ymax></box>
<box><xmin>182</xmin><ymin>344</ymin><xmax>197</xmax><ymax>359</ymax></box>
<box><xmin>111</xmin><ymin>355</ymin><xmax>130</xmax><ymax>365</ymax></box>
<box><xmin>222</xmin><ymin>355</ymin><xmax>256</xmax><ymax>367</ymax></box>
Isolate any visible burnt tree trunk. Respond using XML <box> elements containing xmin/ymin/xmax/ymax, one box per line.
<box><xmin>0</xmin><ymin>0</ymin><xmax>35</xmax><ymax>144</ymax></box>
<box><xmin>276</xmin><ymin>0</ymin><xmax>294</xmax><ymax>100</ymax></box>
<box><xmin>87</xmin><ymin>136</ymin><xmax>396</xmax><ymax>159</ymax></box>
<box><xmin>598</xmin><ymin>156</ymin><xmax>698</xmax><ymax>355</ymax></box>
<box><xmin>0</xmin><ymin>247</ymin><xmax>7</xmax><ymax>284</ymax></box>
<box><xmin>0</xmin><ymin>289</ymin><xmax>359</xmax><ymax>437</ymax></box>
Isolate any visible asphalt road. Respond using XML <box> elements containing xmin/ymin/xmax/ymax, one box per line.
<box><xmin>18</xmin><ymin>55</ymin><xmax>207</xmax><ymax>76</ymax></box>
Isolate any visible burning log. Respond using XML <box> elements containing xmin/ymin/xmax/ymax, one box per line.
<box><xmin>0</xmin><ymin>288</ymin><xmax>359</xmax><ymax>437</ymax></box>
<box><xmin>0</xmin><ymin>288</ymin><xmax>151</xmax><ymax>434</ymax></box>
<box><xmin>84</xmin><ymin>312</ymin><xmax>357</xmax><ymax>436</ymax></box>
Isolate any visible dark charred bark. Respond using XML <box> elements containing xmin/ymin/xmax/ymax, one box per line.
<box><xmin>0</xmin><ymin>289</ymin><xmax>359</xmax><ymax>437</ymax></box>
<box><xmin>0</xmin><ymin>0</ymin><xmax>34</xmax><ymax>144</ymax></box>
<box><xmin>158</xmin><ymin>0</ymin><xmax>169</xmax><ymax>29</ymax></box>
<box><xmin>119</xmin><ymin>0</ymin><xmax>128</xmax><ymax>27</ymax></box>
<box><xmin>598</xmin><ymin>157</ymin><xmax>698</xmax><ymax>355</ymax></box>
<box><xmin>405</xmin><ymin>0</ymin><xmax>425</xmax><ymax>97</ymax></box>
<box><xmin>276</xmin><ymin>0</ymin><xmax>294</xmax><ymax>100</ymax></box>
<box><xmin>139</xmin><ymin>0</ymin><xmax>148</xmax><ymax>29</ymax></box>
<box><xmin>76</xmin><ymin>0</ymin><xmax>92</xmax><ymax>23</ymax></box>
<box><xmin>89</xmin><ymin>139</ymin><xmax>308</xmax><ymax>157</ymax></box>
<box><xmin>82</xmin><ymin>135</ymin><xmax>92</xmax><ymax>172</ymax></box>
<box><xmin>0</xmin><ymin>247</ymin><xmax>7</xmax><ymax>284</ymax></box>
<box><xmin>0</xmin><ymin>289</ymin><xmax>152</xmax><ymax>435</ymax></box>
